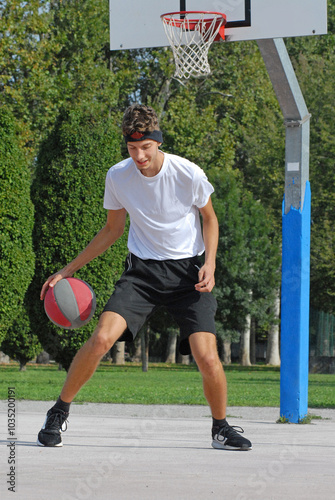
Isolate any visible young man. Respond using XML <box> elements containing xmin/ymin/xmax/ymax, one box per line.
<box><xmin>37</xmin><ymin>104</ymin><xmax>252</xmax><ymax>451</ymax></box>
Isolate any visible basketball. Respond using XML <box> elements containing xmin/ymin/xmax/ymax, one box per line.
<box><xmin>44</xmin><ymin>278</ymin><xmax>96</xmax><ymax>329</ymax></box>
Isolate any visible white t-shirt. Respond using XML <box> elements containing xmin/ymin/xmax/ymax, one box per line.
<box><xmin>103</xmin><ymin>152</ymin><xmax>214</xmax><ymax>260</ymax></box>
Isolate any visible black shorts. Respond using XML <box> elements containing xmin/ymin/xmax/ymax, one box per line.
<box><xmin>103</xmin><ymin>253</ymin><xmax>217</xmax><ymax>355</ymax></box>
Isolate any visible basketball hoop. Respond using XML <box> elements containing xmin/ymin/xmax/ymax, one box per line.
<box><xmin>161</xmin><ymin>11</ymin><xmax>226</xmax><ymax>80</ymax></box>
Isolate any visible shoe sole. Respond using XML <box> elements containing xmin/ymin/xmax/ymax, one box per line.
<box><xmin>212</xmin><ymin>440</ymin><xmax>252</xmax><ymax>451</ymax></box>
<box><xmin>37</xmin><ymin>438</ymin><xmax>63</xmax><ymax>447</ymax></box>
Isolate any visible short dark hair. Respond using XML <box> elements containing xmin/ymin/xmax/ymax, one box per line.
<box><xmin>122</xmin><ymin>104</ymin><xmax>160</xmax><ymax>136</ymax></box>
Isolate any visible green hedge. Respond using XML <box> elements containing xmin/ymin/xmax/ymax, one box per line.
<box><xmin>0</xmin><ymin>108</ymin><xmax>35</xmax><ymax>341</ymax></box>
<box><xmin>29</xmin><ymin>107</ymin><xmax>128</xmax><ymax>370</ymax></box>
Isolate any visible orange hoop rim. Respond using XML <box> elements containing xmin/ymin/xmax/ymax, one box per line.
<box><xmin>161</xmin><ymin>11</ymin><xmax>227</xmax><ymax>31</ymax></box>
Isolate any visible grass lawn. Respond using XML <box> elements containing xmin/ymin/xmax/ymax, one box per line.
<box><xmin>0</xmin><ymin>362</ymin><xmax>334</xmax><ymax>408</ymax></box>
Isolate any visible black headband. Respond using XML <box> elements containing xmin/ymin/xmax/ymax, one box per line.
<box><xmin>123</xmin><ymin>129</ymin><xmax>163</xmax><ymax>144</ymax></box>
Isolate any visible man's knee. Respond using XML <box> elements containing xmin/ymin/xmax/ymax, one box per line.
<box><xmin>89</xmin><ymin>312</ymin><xmax>127</xmax><ymax>356</ymax></box>
<box><xmin>189</xmin><ymin>333</ymin><xmax>221</xmax><ymax>376</ymax></box>
<box><xmin>89</xmin><ymin>332</ymin><xmax>115</xmax><ymax>356</ymax></box>
<box><xmin>197</xmin><ymin>351</ymin><xmax>222</xmax><ymax>376</ymax></box>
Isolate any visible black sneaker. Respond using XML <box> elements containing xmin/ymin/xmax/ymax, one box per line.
<box><xmin>212</xmin><ymin>421</ymin><xmax>252</xmax><ymax>450</ymax></box>
<box><xmin>37</xmin><ymin>408</ymin><xmax>69</xmax><ymax>447</ymax></box>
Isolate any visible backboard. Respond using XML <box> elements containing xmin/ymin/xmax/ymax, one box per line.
<box><xmin>109</xmin><ymin>0</ymin><xmax>328</xmax><ymax>51</ymax></box>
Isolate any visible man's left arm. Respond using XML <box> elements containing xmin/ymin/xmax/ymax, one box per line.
<box><xmin>195</xmin><ymin>197</ymin><xmax>219</xmax><ymax>293</ymax></box>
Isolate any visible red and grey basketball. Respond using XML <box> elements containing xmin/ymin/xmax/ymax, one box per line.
<box><xmin>44</xmin><ymin>278</ymin><xmax>96</xmax><ymax>329</ymax></box>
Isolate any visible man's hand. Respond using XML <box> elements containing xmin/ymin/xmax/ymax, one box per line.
<box><xmin>195</xmin><ymin>262</ymin><xmax>215</xmax><ymax>293</ymax></box>
<box><xmin>40</xmin><ymin>269</ymin><xmax>73</xmax><ymax>301</ymax></box>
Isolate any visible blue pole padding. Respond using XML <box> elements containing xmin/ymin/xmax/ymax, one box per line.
<box><xmin>280</xmin><ymin>181</ymin><xmax>311</xmax><ymax>423</ymax></box>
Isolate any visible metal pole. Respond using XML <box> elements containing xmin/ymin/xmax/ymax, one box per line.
<box><xmin>257</xmin><ymin>38</ymin><xmax>311</xmax><ymax>423</ymax></box>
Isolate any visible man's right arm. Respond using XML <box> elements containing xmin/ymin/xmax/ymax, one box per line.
<box><xmin>40</xmin><ymin>208</ymin><xmax>127</xmax><ymax>300</ymax></box>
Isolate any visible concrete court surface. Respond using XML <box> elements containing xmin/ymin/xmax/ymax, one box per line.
<box><xmin>0</xmin><ymin>401</ymin><xmax>334</xmax><ymax>500</ymax></box>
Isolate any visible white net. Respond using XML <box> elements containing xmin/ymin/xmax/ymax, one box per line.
<box><xmin>161</xmin><ymin>12</ymin><xmax>225</xmax><ymax>80</ymax></box>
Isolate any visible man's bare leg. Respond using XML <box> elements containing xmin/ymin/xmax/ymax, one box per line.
<box><xmin>37</xmin><ymin>311</ymin><xmax>127</xmax><ymax>447</ymax></box>
<box><xmin>189</xmin><ymin>331</ymin><xmax>227</xmax><ymax>419</ymax></box>
<box><xmin>60</xmin><ymin>311</ymin><xmax>127</xmax><ymax>402</ymax></box>
<box><xmin>189</xmin><ymin>331</ymin><xmax>252</xmax><ymax>450</ymax></box>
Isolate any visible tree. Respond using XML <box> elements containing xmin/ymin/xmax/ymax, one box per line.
<box><xmin>0</xmin><ymin>0</ymin><xmax>118</xmax><ymax>158</ymax></box>
<box><xmin>240</xmin><ymin>290</ymin><xmax>252</xmax><ymax>366</ymax></box>
<box><xmin>111</xmin><ymin>342</ymin><xmax>125</xmax><ymax>365</ymax></box>
<box><xmin>210</xmin><ymin>167</ymin><xmax>281</xmax><ymax>363</ymax></box>
<box><xmin>28</xmin><ymin>107</ymin><xmax>128</xmax><ymax>370</ymax></box>
<box><xmin>285</xmin><ymin>28</ymin><xmax>335</xmax><ymax>314</ymax></box>
<box><xmin>266</xmin><ymin>288</ymin><xmax>281</xmax><ymax>365</ymax></box>
<box><xmin>46</xmin><ymin>0</ymin><xmax>118</xmax><ymax>115</ymax></box>
<box><xmin>0</xmin><ymin>108</ymin><xmax>35</xmax><ymax>343</ymax></box>
<box><xmin>141</xmin><ymin>325</ymin><xmax>150</xmax><ymax>372</ymax></box>
<box><xmin>165</xmin><ymin>328</ymin><xmax>178</xmax><ymax>364</ymax></box>
<box><xmin>1</xmin><ymin>305</ymin><xmax>42</xmax><ymax>371</ymax></box>
<box><xmin>0</xmin><ymin>0</ymin><xmax>54</xmax><ymax>156</ymax></box>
